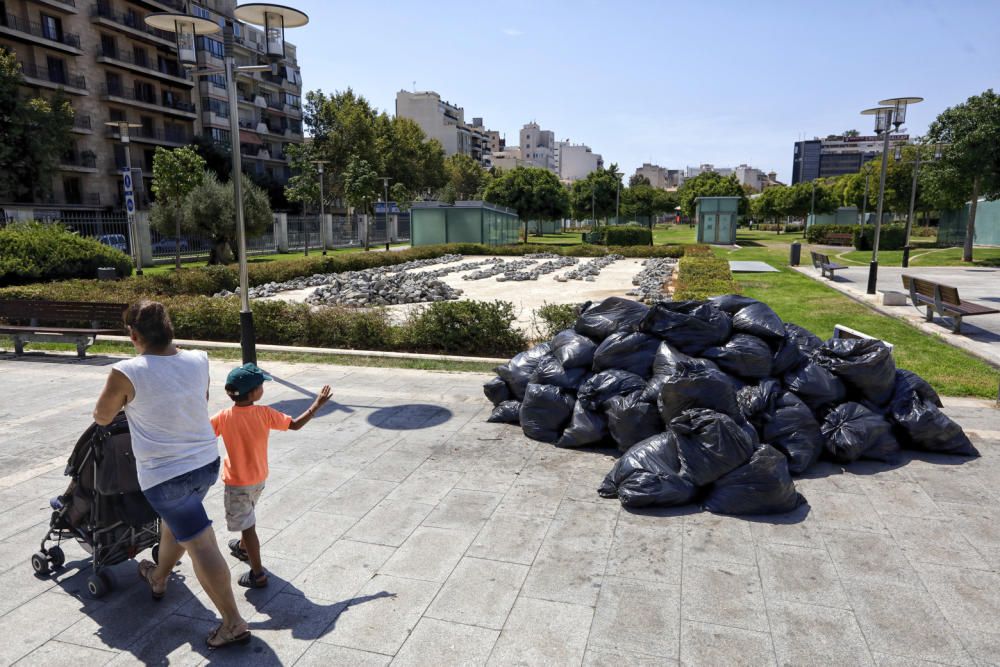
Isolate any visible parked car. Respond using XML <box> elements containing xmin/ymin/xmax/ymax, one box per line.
<box><xmin>152</xmin><ymin>237</ymin><xmax>190</xmax><ymax>253</ymax></box>
<box><xmin>97</xmin><ymin>234</ymin><xmax>128</xmax><ymax>252</ymax></box>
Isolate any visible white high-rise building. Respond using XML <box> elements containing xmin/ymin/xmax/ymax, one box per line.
<box><xmin>555</xmin><ymin>140</ymin><xmax>603</xmax><ymax>182</ymax></box>
<box><xmin>520</xmin><ymin>122</ymin><xmax>555</xmax><ymax>171</ymax></box>
<box><xmin>395</xmin><ymin>90</ymin><xmax>494</xmax><ymax>167</ymax></box>
<box><xmin>634</xmin><ymin>163</ymin><xmax>682</xmax><ymax>189</ymax></box>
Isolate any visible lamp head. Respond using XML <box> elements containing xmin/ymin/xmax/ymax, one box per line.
<box><xmin>145</xmin><ymin>13</ymin><xmax>220</xmax><ymax>65</ymax></box>
<box><xmin>878</xmin><ymin>97</ymin><xmax>923</xmax><ymax>130</ymax></box>
<box><xmin>234</xmin><ymin>4</ymin><xmax>309</xmax><ymax>59</ymax></box>
<box><xmin>861</xmin><ymin>106</ymin><xmax>894</xmax><ymax>135</ymax></box>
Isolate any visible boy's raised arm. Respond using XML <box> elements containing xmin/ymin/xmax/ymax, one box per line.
<box><xmin>289</xmin><ymin>385</ymin><xmax>332</xmax><ymax>431</ymax></box>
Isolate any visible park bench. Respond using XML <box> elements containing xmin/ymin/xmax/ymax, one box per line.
<box><xmin>810</xmin><ymin>251</ymin><xmax>848</xmax><ymax>280</ymax></box>
<box><xmin>825</xmin><ymin>233</ymin><xmax>854</xmax><ymax>246</ymax></box>
<box><xmin>0</xmin><ymin>300</ymin><xmax>127</xmax><ymax>358</ymax></box>
<box><xmin>901</xmin><ymin>275</ymin><xmax>999</xmax><ymax>334</ymax></box>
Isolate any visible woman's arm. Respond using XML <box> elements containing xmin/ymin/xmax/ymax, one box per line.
<box><xmin>93</xmin><ymin>369</ymin><xmax>135</xmax><ymax>425</ymax></box>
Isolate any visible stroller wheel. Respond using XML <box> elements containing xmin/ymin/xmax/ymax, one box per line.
<box><xmin>151</xmin><ymin>544</ymin><xmax>159</xmax><ymax>564</ymax></box>
<box><xmin>87</xmin><ymin>572</ymin><xmax>112</xmax><ymax>598</ymax></box>
<box><xmin>31</xmin><ymin>552</ymin><xmax>50</xmax><ymax>575</ymax></box>
<box><xmin>48</xmin><ymin>546</ymin><xmax>65</xmax><ymax>570</ymax></box>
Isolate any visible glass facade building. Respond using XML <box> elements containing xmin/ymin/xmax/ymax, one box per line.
<box><xmin>410</xmin><ymin>201</ymin><xmax>520</xmax><ymax>246</ymax></box>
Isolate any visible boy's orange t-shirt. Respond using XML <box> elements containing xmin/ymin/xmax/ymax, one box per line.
<box><xmin>211</xmin><ymin>405</ymin><xmax>292</xmax><ymax>486</ymax></box>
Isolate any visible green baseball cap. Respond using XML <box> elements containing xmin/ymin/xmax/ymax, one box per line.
<box><xmin>225</xmin><ymin>363</ymin><xmax>272</xmax><ymax>396</ymax></box>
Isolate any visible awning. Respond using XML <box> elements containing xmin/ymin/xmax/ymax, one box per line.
<box><xmin>239</xmin><ymin>129</ymin><xmax>263</xmax><ymax>146</ymax></box>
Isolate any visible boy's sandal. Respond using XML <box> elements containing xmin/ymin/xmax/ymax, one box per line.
<box><xmin>238</xmin><ymin>569</ymin><xmax>268</xmax><ymax>588</ymax></box>
<box><xmin>137</xmin><ymin>560</ymin><xmax>165</xmax><ymax>600</ymax></box>
<box><xmin>228</xmin><ymin>539</ymin><xmax>249</xmax><ymax>562</ymax></box>
<box><xmin>206</xmin><ymin>624</ymin><xmax>251</xmax><ymax>650</ymax></box>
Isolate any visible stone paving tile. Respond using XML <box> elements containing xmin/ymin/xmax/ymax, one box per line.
<box><xmin>377</xmin><ymin>526</ymin><xmax>476</xmax><ymax>583</ymax></box>
<box><xmin>293</xmin><ymin>539</ymin><xmax>395</xmax><ymax>603</ymax></box>
<box><xmin>102</xmin><ymin>614</ymin><xmax>214</xmax><ymax>666</ymax></box>
<box><xmin>176</xmin><ymin>554</ymin><xmax>307</xmax><ymax>624</ymax></box>
<box><xmin>494</xmin><ymin>475</ymin><xmax>569</xmax><ymax>518</ymax></box>
<box><xmin>604</xmin><ymin>521</ymin><xmax>683</xmax><ymax>586</ymax></box>
<box><xmin>384</xmin><ymin>467</ymin><xmax>463</xmax><ymax>506</ymax></box>
<box><xmin>756</xmin><ymin>542</ymin><xmax>850</xmax><ymax>609</ymax></box>
<box><xmin>585</xmin><ymin>647</ymin><xmax>678</xmax><ymax>666</ymax></box>
<box><xmin>766</xmin><ymin>599</ymin><xmax>874</xmax><ymax>666</ymax></box>
<box><xmin>857</xmin><ymin>479</ymin><xmax>945</xmax><ymax>519</ymax></box>
<box><xmin>312</xmin><ymin>476</ymin><xmax>398</xmax><ymax>518</ymax></box>
<box><xmin>822</xmin><ymin>529</ymin><xmax>922</xmax><ymax>587</ymax></box>
<box><xmin>912</xmin><ymin>561</ymin><xmax>1000</xmax><ymax>638</ymax></box>
<box><xmin>466</xmin><ymin>514</ymin><xmax>550</xmax><ymax>565</ymax></box>
<box><xmin>293</xmin><ymin>642</ymin><xmax>391</xmax><ymax>666</ymax></box>
<box><xmin>452</xmin><ymin>468</ymin><xmax>519</xmax><ymax>495</ymax></box>
<box><xmin>805</xmin><ymin>490</ymin><xmax>888</xmax><ymax>534</ymax></box>
<box><xmin>487</xmin><ymin>597</ymin><xmax>593</xmax><ymax>667</ymax></box>
<box><xmin>681</xmin><ymin>561</ymin><xmax>768</xmax><ymax>633</ymax></box>
<box><xmin>0</xmin><ymin>590</ymin><xmax>100</xmax><ymax>665</ymax></box>
<box><xmin>907</xmin><ymin>465</ymin><xmax>996</xmax><ymax>506</ymax></box>
<box><xmin>679</xmin><ymin>620</ymin><xmax>775</xmax><ymax>667</ymax></box>
<box><xmin>683</xmin><ymin>515</ymin><xmax>755</xmax><ymax>565</ymax></box>
<box><xmin>15</xmin><ymin>639</ymin><xmax>117</xmax><ymax>667</ymax></box>
<box><xmin>588</xmin><ymin>576</ymin><xmax>680</xmax><ymax>660</ymax></box>
<box><xmin>356</xmin><ymin>449</ymin><xmax>428</xmax><ymax>483</ymax></box>
<box><xmin>871</xmin><ymin>652</ymin><xmax>958</xmax><ymax>666</ymax></box>
<box><xmin>882</xmin><ymin>514</ymin><xmax>990</xmax><ymax>570</ymax></box>
<box><xmin>262</xmin><ymin>510</ymin><xmax>357</xmax><ymax>563</ymax></box>
<box><xmin>391</xmin><ymin>616</ymin><xmax>499</xmax><ymax>666</ymax></box>
<box><xmin>422</xmin><ymin>489</ymin><xmax>503</xmax><ymax>531</ymax></box>
<box><xmin>424</xmin><ymin>556</ymin><xmax>528</xmax><ymax>630</ymax></box>
<box><xmin>342</xmin><ymin>499</ymin><xmax>435</xmax><ymax>547</ymax></box>
<box><xmin>746</xmin><ymin>505</ymin><xmax>821</xmax><ymax>549</ymax></box>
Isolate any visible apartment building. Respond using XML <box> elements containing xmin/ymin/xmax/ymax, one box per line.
<box><xmin>519</xmin><ymin>121</ymin><xmax>554</xmax><ymax>171</ymax></box>
<box><xmin>395</xmin><ymin>90</ymin><xmax>496</xmax><ymax>169</ymax></box>
<box><xmin>633</xmin><ymin>162</ymin><xmax>683</xmax><ymax>189</ymax></box>
<box><xmin>0</xmin><ymin>0</ymin><xmax>303</xmax><ymax>210</ymax></box>
<box><xmin>554</xmin><ymin>140</ymin><xmax>602</xmax><ymax>182</ymax></box>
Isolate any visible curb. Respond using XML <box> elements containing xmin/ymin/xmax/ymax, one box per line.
<box><xmin>101</xmin><ymin>335</ymin><xmax>508</xmax><ymax>365</ymax></box>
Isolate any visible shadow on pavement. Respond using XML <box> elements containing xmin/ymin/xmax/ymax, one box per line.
<box><xmin>0</xmin><ymin>352</ymin><xmax>118</xmax><ymax>366</ymax></box>
<box><xmin>366</xmin><ymin>403</ymin><xmax>453</xmax><ymax>430</ymax></box>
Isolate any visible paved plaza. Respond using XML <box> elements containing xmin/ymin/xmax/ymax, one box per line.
<box><xmin>0</xmin><ymin>355</ymin><xmax>999</xmax><ymax>665</ymax></box>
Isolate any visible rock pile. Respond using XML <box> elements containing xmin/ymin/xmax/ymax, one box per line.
<box><xmin>627</xmin><ymin>258</ymin><xmax>677</xmax><ymax>303</ymax></box>
<box><xmin>556</xmin><ymin>254</ymin><xmax>624</xmax><ymax>282</ymax></box>
<box><xmin>462</xmin><ymin>258</ymin><xmax>538</xmax><ymax>281</ymax></box>
<box><xmin>484</xmin><ymin>295</ymin><xmax>978</xmax><ymax>515</ymax></box>
<box><xmin>498</xmin><ymin>256</ymin><xmax>578</xmax><ymax>282</ymax></box>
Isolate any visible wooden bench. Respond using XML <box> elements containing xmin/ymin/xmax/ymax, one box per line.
<box><xmin>902</xmin><ymin>275</ymin><xmax>999</xmax><ymax>334</ymax></box>
<box><xmin>825</xmin><ymin>233</ymin><xmax>854</xmax><ymax>246</ymax></box>
<box><xmin>810</xmin><ymin>251</ymin><xmax>848</xmax><ymax>279</ymax></box>
<box><xmin>0</xmin><ymin>301</ymin><xmax>127</xmax><ymax>358</ymax></box>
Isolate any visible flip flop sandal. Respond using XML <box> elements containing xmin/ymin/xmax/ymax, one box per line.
<box><xmin>206</xmin><ymin>624</ymin><xmax>251</xmax><ymax>650</ymax></box>
<box><xmin>238</xmin><ymin>569</ymin><xmax>268</xmax><ymax>589</ymax></box>
<box><xmin>137</xmin><ymin>560</ymin><xmax>165</xmax><ymax>601</ymax></box>
<box><xmin>228</xmin><ymin>539</ymin><xmax>249</xmax><ymax>562</ymax></box>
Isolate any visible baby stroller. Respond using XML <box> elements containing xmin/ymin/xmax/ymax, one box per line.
<box><xmin>31</xmin><ymin>412</ymin><xmax>160</xmax><ymax>598</ymax></box>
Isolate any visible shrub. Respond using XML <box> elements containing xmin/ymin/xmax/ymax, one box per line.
<box><xmin>306</xmin><ymin>305</ymin><xmax>397</xmax><ymax>350</ymax></box>
<box><xmin>854</xmin><ymin>223</ymin><xmax>907</xmax><ymax>251</ymax></box>
<box><xmin>585</xmin><ymin>225</ymin><xmax>652</xmax><ymax>246</ymax></box>
<box><xmin>402</xmin><ymin>300</ymin><xmax>526</xmax><ymax>357</ymax></box>
<box><xmin>673</xmin><ymin>256</ymin><xmax>740</xmax><ymax>301</ymax></box>
<box><xmin>0</xmin><ymin>221</ymin><xmax>133</xmax><ymax>285</ymax></box>
<box><xmin>682</xmin><ymin>244</ymin><xmax>714</xmax><ymax>257</ymax></box>
<box><xmin>804</xmin><ymin>224</ymin><xmax>857</xmax><ymax>245</ymax></box>
<box><xmin>535</xmin><ymin>302</ymin><xmax>581</xmax><ymax>340</ymax></box>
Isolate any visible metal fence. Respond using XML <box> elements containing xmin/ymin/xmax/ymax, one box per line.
<box><xmin>43</xmin><ymin>211</ymin><xmax>135</xmax><ymax>254</ymax></box>
<box><xmin>286</xmin><ymin>215</ymin><xmax>322</xmax><ymax>251</ymax></box>
<box><xmin>150</xmin><ymin>228</ymin><xmax>277</xmax><ymax>261</ymax></box>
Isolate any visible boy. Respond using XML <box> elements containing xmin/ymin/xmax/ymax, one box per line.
<box><xmin>211</xmin><ymin>363</ymin><xmax>332</xmax><ymax>588</ymax></box>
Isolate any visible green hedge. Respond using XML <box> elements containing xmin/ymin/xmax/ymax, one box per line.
<box><xmin>0</xmin><ymin>221</ymin><xmax>133</xmax><ymax>286</ymax></box>
<box><xmin>673</xmin><ymin>255</ymin><xmax>740</xmax><ymax>301</ymax></box>
<box><xmin>805</xmin><ymin>223</ymin><xmax>908</xmax><ymax>250</ymax></box>
<box><xmin>584</xmin><ymin>226</ymin><xmax>653</xmax><ymax>246</ymax></box>
<box><xmin>804</xmin><ymin>224</ymin><xmax>857</xmax><ymax>245</ymax></box>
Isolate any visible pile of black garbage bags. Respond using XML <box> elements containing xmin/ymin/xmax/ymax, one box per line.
<box><xmin>484</xmin><ymin>296</ymin><xmax>978</xmax><ymax>515</ymax></box>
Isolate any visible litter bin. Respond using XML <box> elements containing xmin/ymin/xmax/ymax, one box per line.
<box><xmin>789</xmin><ymin>242</ymin><xmax>801</xmax><ymax>267</ymax></box>
<box><xmin>97</xmin><ymin>267</ymin><xmax>117</xmax><ymax>281</ymax></box>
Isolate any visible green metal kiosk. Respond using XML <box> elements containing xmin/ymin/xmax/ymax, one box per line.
<box><xmin>695</xmin><ymin>196</ymin><xmax>740</xmax><ymax>245</ymax></box>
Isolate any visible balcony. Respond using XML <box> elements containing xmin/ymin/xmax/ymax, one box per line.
<box><xmin>100</xmin><ymin>83</ymin><xmax>197</xmax><ymax>118</ymax></box>
<box><xmin>18</xmin><ymin>61</ymin><xmax>87</xmax><ymax>93</ymax></box>
<box><xmin>96</xmin><ymin>47</ymin><xmax>191</xmax><ymax>86</ymax></box>
<box><xmin>71</xmin><ymin>113</ymin><xmax>92</xmax><ymax>132</ymax></box>
<box><xmin>33</xmin><ymin>0</ymin><xmax>78</xmax><ymax>14</ymax></box>
<box><xmin>108</xmin><ymin>124</ymin><xmax>190</xmax><ymax>146</ymax></box>
<box><xmin>90</xmin><ymin>3</ymin><xmax>175</xmax><ymax>47</ymax></box>
<box><xmin>1</xmin><ymin>13</ymin><xmax>82</xmax><ymax>53</ymax></box>
<box><xmin>59</xmin><ymin>152</ymin><xmax>97</xmax><ymax>172</ymax></box>
<box><xmin>38</xmin><ymin>191</ymin><xmax>102</xmax><ymax>207</ymax></box>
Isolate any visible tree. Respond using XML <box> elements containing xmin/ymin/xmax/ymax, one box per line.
<box><xmin>375</xmin><ymin>115</ymin><xmax>446</xmax><ymax>194</ymax></box>
<box><xmin>569</xmin><ymin>167</ymin><xmax>622</xmax><ymax>222</ymax></box>
<box><xmin>189</xmin><ymin>133</ymin><xmax>231</xmax><ymax>181</ymax></box>
<box><xmin>283</xmin><ymin>153</ymin><xmax>321</xmax><ymax>213</ymax></box>
<box><xmin>0</xmin><ymin>49</ymin><xmax>74</xmax><ymax>203</ymax></box>
<box><xmin>622</xmin><ymin>184</ymin><xmax>676</xmax><ymax>238</ymax></box>
<box><xmin>629</xmin><ymin>173</ymin><xmax>651</xmax><ymax>187</ymax></box>
<box><xmin>343</xmin><ymin>155</ymin><xmax>379</xmax><ymax>249</ymax></box>
<box><xmin>443</xmin><ymin>153</ymin><xmax>488</xmax><ymax>201</ymax></box>
<box><xmin>926</xmin><ymin>89</ymin><xmax>1000</xmax><ymax>261</ymax></box>
<box><xmin>483</xmin><ymin>166</ymin><xmax>569</xmax><ymax>242</ymax></box>
<box><xmin>677</xmin><ymin>171</ymin><xmax>747</xmax><ymax>217</ymax></box>
<box><xmin>150</xmin><ymin>146</ymin><xmax>207</xmax><ymax>268</ymax></box>
<box><xmin>750</xmin><ymin>185</ymin><xmax>788</xmax><ymax>227</ymax></box>
<box><xmin>180</xmin><ymin>171</ymin><xmax>272</xmax><ymax>264</ymax></box>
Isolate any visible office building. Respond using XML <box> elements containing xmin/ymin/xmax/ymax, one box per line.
<box><xmin>554</xmin><ymin>140</ymin><xmax>602</xmax><ymax>182</ymax></box>
<box><xmin>791</xmin><ymin>133</ymin><xmax>909</xmax><ymax>184</ymax></box>
<box><xmin>0</xmin><ymin>0</ymin><xmax>303</xmax><ymax>210</ymax></box>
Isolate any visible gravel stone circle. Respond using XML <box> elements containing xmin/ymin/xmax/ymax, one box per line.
<box><xmin>627</xmin><ymin>257</ymin><xmax>678</xmax><ymax>303</ymax></box>
<box><xmin>555</xmin><ymin>254</ymin><xmax>624</xmax><ymax>282</ymax></box>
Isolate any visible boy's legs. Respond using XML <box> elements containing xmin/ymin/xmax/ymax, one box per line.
<box><xmin>225</xmin><ymin>482</ymin><xmax>267</xmax><ymax>585</ymax></box>
<box><xmin>240</xmin><ymin>525</ymin><xmax>265</xmax><ymax>577</ymax></box>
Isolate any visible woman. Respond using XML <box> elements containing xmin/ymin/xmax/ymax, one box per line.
<box><xmin>93</xmin><ymin>300</ymin><xmax>249</xmax><ymax>649</ymax></box>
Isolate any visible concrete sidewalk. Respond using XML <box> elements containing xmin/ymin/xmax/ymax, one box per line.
<box><xmin>0</xmin><ymin>355</ymin><xmax>999</xmax><ymax>665</ymax></box>
<box><xmin>794</xmin><ymin>262</ymin><xmax>1000</xmax><ymax>368</ymax></box>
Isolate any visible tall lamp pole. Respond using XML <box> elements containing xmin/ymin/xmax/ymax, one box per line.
<box><xmin>147</xmin><ymin>3</ymin><xmax>309</xmax><ymax>364</ymax></box>
<box><xmin>105</xmin><ymin>121</ymin><xmax>143</xmax><ymax>275</ymax></box>
<box><xmin>860</xmin><ymin>96</ymin><xmax>922</xmax><ymax>295</ymax></box>
<box><xmin>379</xmin><ymin>176</ymin><xmax>391</xmax><ymax>251</ymax></box>
<box><xmin>900</xmin><ymin>142</ymin><xmax>945</xmax><ymax>268</ymax></box>
<box><xmin>311</xmin><ymin>160</ymin><xmax>328</xmax><ymax>255</ymax></box>
<box><xmin>859</xmin><ymin>162</ymin><xmax>873</xmax><ymax>233</ymax></box>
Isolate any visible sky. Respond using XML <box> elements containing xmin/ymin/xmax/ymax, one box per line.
<box><xmin>289</xmin><ymin>0</ymin><xmax>1000</xmax><ymax>183</ymax></box>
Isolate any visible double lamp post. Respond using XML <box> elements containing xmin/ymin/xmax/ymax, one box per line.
<box><xmin>146</xmin><ymin>3</ymin><xmax>309</xmax><ymax>364</ymax></box>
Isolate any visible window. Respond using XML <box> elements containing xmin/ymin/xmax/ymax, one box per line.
<box><xmin>157</xmin><ymin>55</ymin><xmax>179</xmax><ymax>77</ymax></box>
<box><xmin>63</xmin><ymin>177</ymin><xmax>82</xmax><ymax>205</ymax></box>
<box><xmin>134</xmin><ymin>81</ymin><xmax>155</xmax><ymax>103</ymax></box>
<box><xmin>207</xmin><ymin>73</ymin><xmax>225</xmax><ymax>89</ymax></box>
<box><xmin>140</xmin><ymin>115</ymin><xmax>154</xmax><ymax>135</ymax></box>
<box><xmin>203</xmin><ymin>97</ymin><xmax>229</xmax><ymax>118</ymax></box>
<box><xmin>283</xmin><ymin>93</ymin><xmax>300</xmax><ymax>108</ymax></box>
<box><xmin>40</xmin><ymin>14</ymin><xmax>61</xmax><ymax>41</ymax></box>
<box><xmin>109</xmin><ymin>108</ymin><xmax>125</xmax><ymax>122</ymax></box>
<box><xmin>100</xmin><ymin>34</ymin><xmax>116</xmax><ymax>58</ymax></box>
<box><xmin>105</xmin><ymin>71</ymin><xmax>122</xmax><ymax>95</ymax></box>
<box><xmin>192</xmin><ymin>4</ymin><xmax>210</xmax><ymax>18</ymax></box>
<box><xmin>142</xmin><ymin>149</ymin><xmax>155</xmax><ymax>172</ymax></box>
<box><xmin>46</xmin><ymin>56</ymin><xmax>66</xmax><ymax>84</ymax></box>
<box><xmin>132</xmin><ymin>46</ymin><xmax>148</xmax><ymax>68</ymax></box>
<box><xmin>113</xmin><ymin>144</ymin><xmax>126</xmax><ymax>169</ymax></box>
<box><xmin>196</xmin><ymin>36</ymin><xmax>225</xmax><ymax>58</ymax></box>
<box><xmin>206</xmin><ymin>127</ymin><xmax>230</xmax><ymax>145</ymax></box>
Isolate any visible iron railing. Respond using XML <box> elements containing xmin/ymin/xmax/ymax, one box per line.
<box><xmin>2</xmin><ymin>13</ymin><xmax>81</xmax><ymax>48</ymax></box>
<box><xmin>18</xmin><ymin>61</ymin><xmax>86</xmax><ymax>89</ymax></box>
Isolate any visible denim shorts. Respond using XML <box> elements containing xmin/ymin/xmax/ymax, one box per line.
<box><xmin>142</xmin><ymin>458</ymin><xmax>220</xmax><ymax>542</ymax></box>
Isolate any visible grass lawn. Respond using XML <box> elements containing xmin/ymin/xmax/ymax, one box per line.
<box><xmin>711</xmin><ymin>235</ymin><xmax>999</xmax><ymax>398</ymax></box>
<box><xmin>523</xmin><ymin>232</ymin><xmax>585</xmax><ymax>246</ymax></box>
<box><xmin>141</xmin><ymin>244</ymin><xmax>411</xmax><ymax>276</ymax></box>
<box><xmin>833</xmin><ymin>245</ymin><xmax>1000</xmax><ymax>267</ymax></box>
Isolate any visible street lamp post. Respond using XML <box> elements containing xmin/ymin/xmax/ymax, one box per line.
<box><xmin>379</xmin><ymin>176</ymin><xmax>391</xmax><ymax>252</ymax></box>
<box><xmin>105</xmin><ymin>121</ymin><xmax>143</xmax><ymax>275</ymax></box>
<box><xmin>147</xmin><ymin>4</ymin><xmax>308</xmax><ymax>364</ymax></box>
<box><xmin>859</xmin><ymin>162</ymin><xmax>874</xmax><ymax>233</ymax></box>
<box><xmin>311</xmin><ymin>160</ymin><xmax>328</xmax><ymax>255</ymax></box>
<box><xmin>860</xmin><ymin>96</ymin><xmax>922</xmax><ymax>295</ymax></box>
<box><xmin>806</xmin><ymin>180</ymin><xmax>816</xmax><ymax>238</ymax></box>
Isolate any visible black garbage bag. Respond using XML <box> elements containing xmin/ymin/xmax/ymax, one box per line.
<box><xmin>784</xmin><ymin>323</ymin><xmax>824</xmax><ymax>355</ymax></box>
<box><xmin>889</xmin><ymin>374</ymin><xmax>979</xmax><ymax>456</ymax></box>
<box><xmin>529</xmin><ymin>355</ymin><xmax>588</xmax><ymax>390</ymax></box>
<box><xmin>597</xmin><ymin>432</ymin><xmax>697</xmax><ymax>508</ymax></box>
<box><xmin>577</xmin><ymin>369</ymin><xmax>647</xmax><ymax>411</ymax></box>
<box><xmin>704</xmin><ymin>445</ymin><xmax>803</xmax><ymax>515</ymax></box>
<box><xmin>574</xmin><ymin>297</ymin><xmax>650</xmax><ymax>342</ymax></box>
<box><xmin>496</xmin><ymin>343</ymin><xmax>552</xmax><ymax>400</ymax></box>
<box><xmin>658</xmin><ymin>366</ymin><xmax>740</xmax><ymax>423</ymax></box>
<box><xmin>639</xmin><ymin>301</ymin><xmax>732</xmax><ymax>355</ymax></box>
<box><xmin>550</xmin><ymin>328</ymin><xmax>598</xmax><ymax>369</ymax></box>
<box><xmin>709</xmin><ymin>294</ymin><xmax>761</xmax><ymax>314</ymax></box>
<box><xmin>763</xmin><ymin>392</ymin><xmax>824</xmax><ymax>474</ymax></box>
<box><xmin>771</xmin><ymin>332</ymin><xmax>808</xmax><ymax>376</ymax></box>
<box><xmin>732</xmin><ymin>302</ymin><xmax>786</xmax><ymax>340</ymax></box>
<box><xmin>483</xmin><ymin>377</ymin><xmax>511</xmax><ymax>406</ymax></box>
<box><xmin>702</xmin><ymin>333</ymin><xmax>773</xmax><ymax>379</ymax></box>
<box><xmin>820</xmin><ymin>402</ymin><xmax>902</xmax><ymax>463</ymax></box>
<box><xmin>815</xmin><ymin>338</ymin><xmax>897</xmax><ymax>406</ymax></box>
<box><xmin>783</xmin><ymin>360</ymin><xmax>847</xmax><ymax>410</ymax></box>
<box><xmin>556</xmin><ymin>401</ymin><xmax>608</xmax><ymax>448</ymax></box>
<box><xmin>605</xmin><ymin>391</ymin><xmax>664</xmax><ymax>452</ymax></box>
<box><xmin>672</xmin><ymin>409</ymin><xmax>758</xmax><ymax>487</ymax></box>
<box><xmin>736</xmin><ymin>379</ymin><xmax>783</xmax><ymax>427</ymax></box>
<box><xmin>520</xmin><ymin>383</ymin><xmax>575</xmax><ymax>443</ymax></box>
<box><xmin>651</xmin><ymin>341</ymin><xmax>719</xmax><ymax>377</ymax></box>
<box><xmin>593</xmin><ymin>331</ymin><xmax>660</xmax><ymax>378</ymax></box>
<box><xmin>487</xmin><ymin>400</ymin><xmax>521</xmax><ymax>424</ymax></box>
